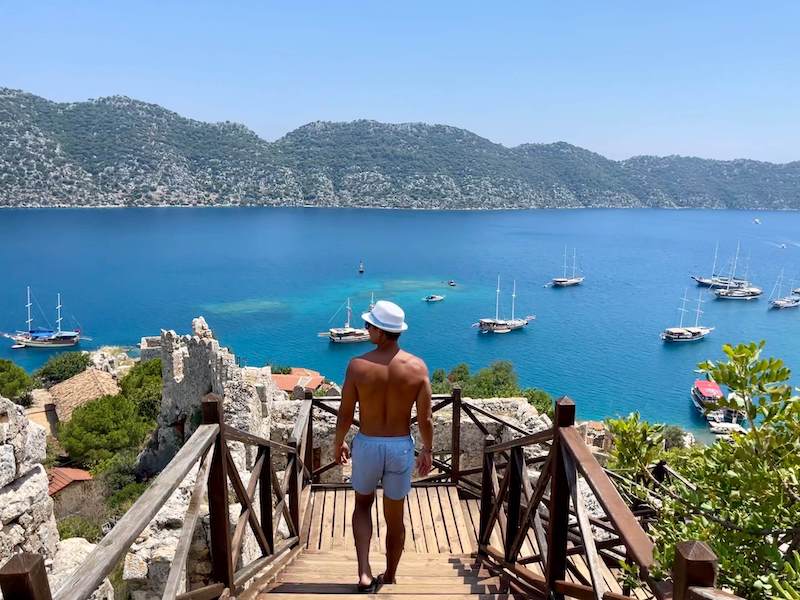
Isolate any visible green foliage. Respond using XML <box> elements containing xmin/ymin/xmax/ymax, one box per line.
<box><xmin>107</xmin><ymin>482</ymin><xmax>148</xmax><ymax>513</ymax></box>
<box><xmin>605</xmin><ymin>412</ymin><xmax>664</xmax><ymax>475</ymax></box>
<box><xmin>608</xmin><ymin>342</ymin><xmax>800</xmax><ymax>598</ymax></box>
<box><xmin>34</xmin><ymin>351</ymin><xmax>91</xmax><ymax>387</ymax></box>
<box><xmin>663</xmin><ymin>425</ymin><xmax>687</xmax><ymax>450</ymax></box>
<box><xmin>119</xmin><ymin>358</ymin><xmax>162</xmax><ymax>421</ymax></box>
<box><xmin>59</xmin><ymin>395</ymin><xmax>152</xmax><ymax>467</ymax></box>
<box><xmin>270</xmin><ymin>365</ymin><xmax>293</xmax><ymax>374</ymax></box>
<box><xmin>767</xmin><ymin>551</ymin><xmax>800</xmax><ymax>600</ymax></box>
<box><xmin>429</xmin><ymin>361</ymin><xmax>553</xmax><ymax>416</ymax></box>
<box><xmin>0</xmin><ymin>359</ymin><xmax>33</xmax><ymax>405</ymax></box>
<box><xmin>57</xmin><ymin>515</ymin><xmax>102</xmax><ymax>543</ymax></box>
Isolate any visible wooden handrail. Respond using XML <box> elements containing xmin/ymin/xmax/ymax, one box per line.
<box><xmin>484</xmin><ymin>428</ymin><xmax>553</xmax><ymax>453</ymax></box>
<box><xmin>53</xmin><ymin>423</ymin><xmax>219</xmax><ymax>600</ymax></box>
<box><xmin>560</xmin><ymin>426</ymin><xmax>654</xmax><ymax>571</ymax></box>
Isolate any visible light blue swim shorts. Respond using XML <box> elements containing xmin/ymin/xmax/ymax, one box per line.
<box><xmin>350</xmin><ymin>432</ymin><xmax>415</xmax><ymax>500</ymax></box>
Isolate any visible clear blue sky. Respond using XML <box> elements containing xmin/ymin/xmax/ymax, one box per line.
<box><xmin>2</xmin><ymin>1</ymin><xmax>798</xmax><ymax>162</ymax></box>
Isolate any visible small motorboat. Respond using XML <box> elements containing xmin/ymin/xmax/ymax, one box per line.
<box><xmin>358</xmin><ymin>260</ymin><xmax>365</xmax><ymax>274</ymax></box>
<box><xmin>423</xmin><ymin>295</ymin><xmax>445</xmax><ymax>302</ymax></box>
<box><xmin>448</xmin><ymin>280</ymin><xmax>456</xmax><ymax>287</ymax></box>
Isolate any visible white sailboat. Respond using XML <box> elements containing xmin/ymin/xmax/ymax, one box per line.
<box><xmin>714</xmin><ymin>242</ymin><xmax>762</xmax><ymax>300</ymax></box>
<box><xmin>474</xmin><ymin>277</ymin><xmax>534</xmax><ymax>333</ymax></box>
<box><xmin>661</xmin><ymin>289</ymin><xmax>714</xmax><ymax>342</ymax></box>
<box><xmin>692</xmin><ymin>242</ymin><xmax>747</xmax><ymax>288</ymax></box>
<box><xmin>322</xmin><ymin>298</ymin><xmax>370</xmax><ymax>343</ymax></box>
<box><xmin>552</xmin><ymin>247</ymin><xmax>584</xmax><ymax>287</ymax></box>
<box><xmin>9</xmin><ymin>287</ymin><xmax>81</xmax><ymax>348</ymax></box>
<box><xmin>769</xmin><ymin>270</ymin><xmax>800</xmax><ymax>309</ymax></box>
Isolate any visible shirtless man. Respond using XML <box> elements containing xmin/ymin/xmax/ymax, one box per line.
<box><xmin>334</xmin><ymin>300</ymin><xmax>434</xmax><ymax>593</ymax></box>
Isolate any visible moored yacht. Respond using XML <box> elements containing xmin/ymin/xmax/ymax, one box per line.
<box><xmin>552</xmin><ymin>247</ymin><xmax>584</xmax><ymax>287</ymax></box>
<box><xmin>423</xmin><ymin>294</ymin><xmax>445</xmax><ymax>302</ymax></box>
<box><xmin>768</xmin><ymin>270</ymin><xmax>800</xmax><ymax>309</ymax></box>
<box><xmin>691</xmin><ymin>243</ymin><xmax>748</xmax><ymax>288</ymax></box>
<box><xmin>9</xmin><ymin>288</ymin><xmax>81</xmax><ymax>349</ymax></box>
<box><xmin>713</xmin><ymin>242</ymin><xmax>762</xmax><ymax>300</ymax></box>
<box><xmin>474</xmin><ymin>277</ymin><xmax>534</xmax><ymax>333</ymax></box>
<box><xmin>324</xmin><ymin>298</ymin><xmax>370</xmax><ymax>343</ymax></box>
<box><xmin>660</xmin><ymin>290</ymin><xmax>713</xmax><ymax>342</ymax></box>
<box><xmin>691</xmin><ymin>379</ymin><xmax>744</xmax><ymax>424</ymax></box>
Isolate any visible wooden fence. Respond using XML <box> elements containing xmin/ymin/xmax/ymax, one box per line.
<box><xmin>0</xmin><ymin>391</ymin><xmax>743</xmax><ymax>600</ymax></box>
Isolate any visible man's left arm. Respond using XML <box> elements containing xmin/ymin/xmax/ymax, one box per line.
<box><xmin>334</xmin><ymin>361</ymin><xmax>358</xmax><ymax>464</ymax></box>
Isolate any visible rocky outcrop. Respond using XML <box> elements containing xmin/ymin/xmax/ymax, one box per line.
<box><xmin>0</xmin><ymin>397</ymin><xmax>57</xmax><ymax>563</ymax></box>
<box><xmin>137</xmin><ymin>316</ymin><xmax>286</xmax><ymax>475</ymax></box>
<box><xmin>49</xmin><ymin>538</ymin><xmax>114</xmax><ymax>600</ymax></box>
<box><xmin>126</xmin><ymin>318</ymin><xmax>286</xmax><ymax>599</ymax></box>
<box><xmin>0</xmin><ymin>397</ymin><xmax>112</xmax><ymax>599</ymax></box>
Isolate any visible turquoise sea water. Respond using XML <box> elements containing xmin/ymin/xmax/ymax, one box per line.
<box><xmin>1</xmin><ymin>208</ymin><xmax>798</xmax><ymax>433</ymax></box>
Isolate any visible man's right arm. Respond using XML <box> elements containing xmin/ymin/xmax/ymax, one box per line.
<box><xmin>415</xmin><ymin>365</ymin><xmax>434</xmax><ymax>476</ymax></box>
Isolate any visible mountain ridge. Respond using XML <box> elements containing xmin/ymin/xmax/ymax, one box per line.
<box><xmin>1</xmin><ymin>87</ymin><xmax>798</xmax><ymax>209</ymax></box>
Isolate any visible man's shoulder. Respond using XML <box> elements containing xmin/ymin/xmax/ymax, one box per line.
<box><xmin>396</xmin><ymin>350</ymin><xmax>428</xmax><ymax>373</ymax></box>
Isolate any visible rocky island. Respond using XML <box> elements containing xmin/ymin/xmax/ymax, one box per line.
<box><xmin>2</xmin><ymin>87</ymin><xmax>799</xmax><ymax>210</ymax></box>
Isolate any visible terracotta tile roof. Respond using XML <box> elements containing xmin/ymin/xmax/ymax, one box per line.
<box><xmin>272</xmin><ymin>367</ymin><xmax>325</xmax><ymax>393</ymax></box>
<box><xmin>48</xmin><ymin>467</ymin><xmax>92</xmax><ymax>496</ymax></box>
<box><xmin>49</xmin><ymin>368</ymin><xmax>120</xmax><ymax>422</ymax></box>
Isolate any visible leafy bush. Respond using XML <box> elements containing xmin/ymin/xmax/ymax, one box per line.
<box><xmin>0</xmin><ymin>359</ymin><xmax>33</xmax><ymax>405</ymax></box>
<box><xmin>429</xmin><ymin>361</ymin><xmax>554</xmax><ymax>416</ymax></box>
<box><xmin>119</xmin><ymin>358</ymin><xmax>162</xmax><ymax>421</ymax></box>
<box><xmin>57</xmin><ymin>515</ymin><xmax>102</xmax><ymax>542</ymax></box>
<box><xmin>663</xmin><ymin>425</ymin><xmax>687</xmax><ymax>449</ymax></box>
<box><xmin>107</xmin><ymin>482</ymin><xmax>148</xmax><ymax>513</ymax></box>
<box><xmin>270</xmin><ymin>365</ymin><xmax>292</xmax><ymax>374</ymax></box>
<box><xmin>34</xmin><ymin>352</ymin><xmax>91</xmax><ymax>387</ymax></box>
<box><xmin>59</xmin><ymin>395</ymin><xmax>152</xmax><ymax>467</ymax></box>
<box><xmin>607</xmin><ymin>342</ymin><xmax>800</xmax><ymax>598</ymax></box>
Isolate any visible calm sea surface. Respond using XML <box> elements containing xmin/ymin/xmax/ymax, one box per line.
<box><xmin>1</xmin><ymin>208</ymin><xmax>798</xmax><ymax>433</ymax></box>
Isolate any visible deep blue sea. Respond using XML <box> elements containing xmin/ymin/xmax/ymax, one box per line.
<box><xmin>1</xmin><ymin>208</ymin><xmax>798</xmax><ymax>434</ymax></box>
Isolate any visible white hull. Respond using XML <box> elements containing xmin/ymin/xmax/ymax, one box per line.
<box><xmin>714</xmin><ymin>287</ymin><xmax>762</xmax><ymax>300</ymax></box>
<box><xmin>12</xmin><ymin>337</ymin><xmax>80</xmax><ymax>348</ymax></box>
<box><xmin>552</xmin><ymin>277</ymin><xmax>584</xmax><ymax>287</ymax></box>
<box><xmin>770</xmin><ymin>297</ymin><xmax>800</xmax><ymax>309</ymax></box>
<box><xmin>329</xmin><ymin>335</ymin><xmax>370</xmax><ymax>343</ymax></box>
<box><xmin>660</xmin><ymin>326</ymin><xmax>713</xmax><ymax>343</ymax></box>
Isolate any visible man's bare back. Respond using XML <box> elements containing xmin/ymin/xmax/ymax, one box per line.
<box><xmin>347</xmin><ymin>347</ymin><xmax>429</xmax><ymax>437</ymax></box>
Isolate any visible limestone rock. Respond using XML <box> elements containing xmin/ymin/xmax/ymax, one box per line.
<box><xmin>0</xmin><ymin>464</ymin><xmax>49</xmax><ymax>525</ymax></box>
<box><xmin>0</xmin><ymin>444</ymin><xmax>14</xmax><ymax>488</ymax></box>
<box><xmin>50</xmin><ymin>538</ymin><xmax>114</xmax><ymax>600</ymax></box>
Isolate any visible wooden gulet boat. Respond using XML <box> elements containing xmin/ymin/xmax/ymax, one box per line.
<box><xmin>8</xmin><ymin>287</ymin><xmax>81</xmax><ymax>349</ymax></box>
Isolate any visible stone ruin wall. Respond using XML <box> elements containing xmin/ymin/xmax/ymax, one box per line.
<box><xmin>0</xmin><ymin>397</ymin><xmax>113</xmax><ymax>600</ymax></box>
<box><xmin>125</xmin><ymin>317</ymin><xmax>288</xmax><ymax>599</ymax></box>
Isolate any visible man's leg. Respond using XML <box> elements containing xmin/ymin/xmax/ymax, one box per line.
<box><xmin>353</xmin><ymin>491</ymin><xmax>375</xmax><ymax>586</ymax></box>
<box><xmin>382</xmin><ymin>495</ymin><xmax>406</xmax><ymax>583</ymax></box>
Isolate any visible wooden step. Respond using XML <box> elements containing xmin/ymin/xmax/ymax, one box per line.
<box><xmin>260</xmin><ymin>595</ymin><xmax>516</xmax><ymax>599</ymax></box>
<box><xmin>277</xmin><ymin>574</ymin><xmax>495</xmax><ymax>583</ymax></box>
<box><xmin>281</xmin><ymin>567</ymin><xmax>492</xmax><ymax>579</ymax></box>
<box><xmin>267</xmin><ymin>582</ymin><xmax>504</xmax><ymax>594</ymax></box>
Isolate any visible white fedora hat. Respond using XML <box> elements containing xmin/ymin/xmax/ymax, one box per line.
<box><xmin>362</xmin><ymin>300</ymin><xmax>408</xmax><ymax>333</ymax></box>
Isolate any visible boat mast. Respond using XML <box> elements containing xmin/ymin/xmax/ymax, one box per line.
<box><xmin>26</xmin><ymin>286</ymin><xmax>33</xmax><ymax>331</ymax></box>
<box><xmin>562</xmin><ymin>246</ymin><xmax>568</xmax><ymax>279</ymax></box>
<box><xmin>711</xmin><ymin>241</ymin><xmax>719</xmax><ymax>277</ymax></box>
<box><xmin>345</xmin><ymin>298</ymin><xmax>352</xmax><ymax>328</ymax></box>
<box><xmin>727</xmin><ymin>241</ymin><xmax>740</xmax><ymax>291</ymax></box>
<box><xmin>694</xmin><ymin>291</ymin><xmax>704</xmax><ymax>327</ymax></box>
<box><xmin>56</xmin><ymin>293</ymin><xmax>62</xmax><ymax>333</ymax></box>
<box><xmin>511</xmin><ymin>280</ymin><xmax>516</xmax><ymax>321</ymax></box>
<box><xmin>495</xmin><ymin>276</ymin><xmax>500</xmax><ymax>320</ymax></box>
<box><xmin>678</xmin><ymin>288</ymin><xmax>689</xmax><ymax>328</ymax></box>
<box><xmin>771</xmin><ymin>269</ymin><xmax>784</xmax><ymax>300</ymax></box>
<box><xmin>571</xmin><ymin>248</ymin><xmax>577</xmax><ymax>279</ymax></box>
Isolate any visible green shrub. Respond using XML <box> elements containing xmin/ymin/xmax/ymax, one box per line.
<box><xmin>35</xmin><ymin>352</ymin><xmax>91</xmax><ymax>387</ymax></box>
<box><xmin>107</xmin><ymin>482</ymin><xmax>148</xmax><ymax>513</ymax></box>
<box><xmin>57</xmin><ymin>515</ymin><xmax>102</xmax><ymax>542</ymax></box>
<box><xmin>59</xmin><ymin>395</ymin><xmax>152</xmax><ymax>467</ymax></box>
<box><xmin>522</xmin><ymin>387</ymin><xmax>554</xmax><ymax>418</ymax></box>
<box><xmin>270</xmin><ymin>364</ymin><xmax>292</xmax><ymax>374</ymax></box>
<box><xmin>119</xmin><ymin>358</ymin><xmax>162</xmax><ymax>421</ymax></box>
<box><xmin>0</xmin><ymin>359</ymin><xmax>33</xmax><ymax>405</ymax></box>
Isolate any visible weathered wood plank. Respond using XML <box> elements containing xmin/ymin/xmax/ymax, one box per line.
<box><xmin>448</xmin><ymin>487</ymin><xmax>473</xmax><ymax>554</ymax></box>
<box><xmin>53</xmin><ymin>423</ymin><xmax>218</xmax><ymax>600</ymax></box>
<box><xmin>319</xmin><ymin>489</ymin><xmax>335</xmax><ymax>551</ymax></box>
<box><xmin>409</xmin><ymin>489</ymin><xmax>427</xmax><ymax>553</ymax></box>
<box><xmin>344</xmin><ymin>489</ymin><xmax>354</xmax><ymax>551</ymax></box>
<box><xmin>415</xmin><ymin>488</ymin><xmax>438</xmax><ymax>553</ymax></box>
<box><xmin>307</xmin><ymin>491</ymin><xmax>324</xmax><ymax>550</ymax></box>
<box><xmin>162</xmin><ymin>447</ymin><xmax>213</xmax><ymax>599</ymax></box>
<box><xmin>426</xmin><ymin>486</ymin><xmax>450</xmax><ymax>553</ymax></box>
<box><xmin>437</xmin><ymin>486</ymin><xmax>462</xmax><ymax>553</ymax></box>
<box><xmin>402</xmin><ymin>492</ymin><xmax>415</xmax><ymax>551</ymax></box>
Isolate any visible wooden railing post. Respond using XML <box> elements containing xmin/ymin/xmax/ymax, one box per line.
<box><xmin>202</xmin><ymin>395</ymin><xmax>235</xmax><ymax>591</ymax></box>
<box><xmin>478</xmin><ymin>434</ymin><xmax>496</xmax><ymax>555</ymax></box>
<box><xmin>0</xmin><ymin>553</ymin><xmax>52</xmax><ymax>600</ymax></box>
<box><xmin>545</xmin><ymin>396</ymin><xmax>575</xmax><ymax>600</ymax></box>
<box><xmin>505</xmin><ymin>445</ymin><xmax>524</xmax><ymax>563</ymax></box>
<box><xmin>288</xmin><ymin>437</ymin><xmax>301</xmax><ymax>536</ymax></box>
<box><xmin>451</xmin><ymin>387</ymin><xmax>462</xmax><ymax>486</ymax></box>
<box><xmin>673</xmin><ymin>541</ymin><xmax>718</xmax><ymax>600</ymax></box>
<box><xmin>259</xmin><ymin>445</ymin><xmax>275</xmax><ymax>554</ymax></box>
<box><xmin>304</xmin><ymin>390</ymin><xmax>316</xmax><ymax>484</ymax></box>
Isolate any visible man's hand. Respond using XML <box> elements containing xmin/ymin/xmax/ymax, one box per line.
<box><xmin>335</xmin><ymin>441</ymin><xmax>351</xmax><ymax>465</ymax></box>
<box><xmin>416</xmin><ymin>448</ymin><xmax>432</xmax><ymax>477</ymax></box>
